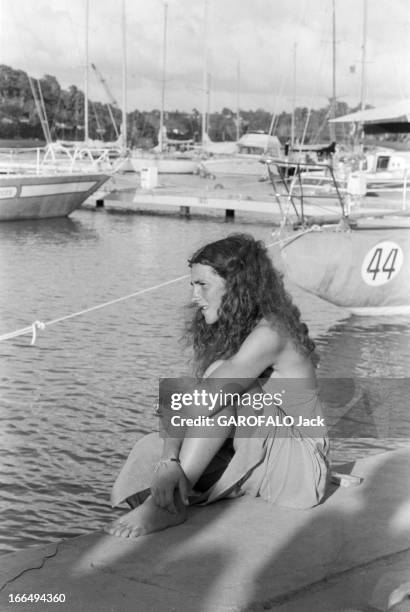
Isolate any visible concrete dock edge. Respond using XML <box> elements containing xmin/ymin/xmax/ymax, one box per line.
<box><xmin>0</xmin><ymin>448</ymin><xmax>409</xmax><ymax>611</ymax></box>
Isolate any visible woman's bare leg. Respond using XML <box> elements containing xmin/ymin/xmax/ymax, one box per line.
<box><xmin>105</xmin><ymin>406</ymin><xmax>235</xmax><ymax>539</ymax></box>
<box><xmin>178</xmin><ymin>410</ymin><xmax>234</xmax><ymax>486</ymax></box>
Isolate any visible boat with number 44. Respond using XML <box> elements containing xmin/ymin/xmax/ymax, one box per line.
<box><xmin>267</xmin><ymin>159</ymin><xmax>410</xmax><ymax>315</ymax></box>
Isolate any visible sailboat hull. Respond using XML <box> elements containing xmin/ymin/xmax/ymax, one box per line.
<box><xmin>0</xmin><ymin>173</ymin><xmax>109</xmax><ymax>221</ymax></box>
<box><xmin>280</xmin><ymin>223</ymin><xmax>410</xmax><ymax>314</ymax></box>
<box><xmin>130</xmin><ymin>156</ymin><xmax>197</xmax><ymax>174</ymax></box>
<box><xmin>199</xmin><ymin>155</ymin><xmax>267</xmax><ymax>177</ymax></box>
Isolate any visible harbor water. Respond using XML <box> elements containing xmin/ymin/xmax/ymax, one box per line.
<box><xmin>0</xmin><ymin>204</ymin><xmax>409</xmax><ymax>555</ymax></box>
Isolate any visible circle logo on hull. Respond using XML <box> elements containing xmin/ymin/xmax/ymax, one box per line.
<box><xmin>361</xmin><ymin>241</ymin><xmax>403</xmax><ymax>286</ymax></box>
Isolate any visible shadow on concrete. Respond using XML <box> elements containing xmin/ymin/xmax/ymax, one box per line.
<box><xmin>243</xmin><ymin>449</ymin><xmax>410</xmax><ymax>611</ymax></box>
<box><xmin>1</xmin><ymin>450</ymin><xmax>409</xmax><ymax>611</ymax></box>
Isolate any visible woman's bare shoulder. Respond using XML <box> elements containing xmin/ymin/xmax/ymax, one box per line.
<box><xmin>254</xmin><ymin>318</ymin><xmax>285</xmax><ymax>340</ymax></box>
<box><xmin>236</xmin><ymin>320</ymin><xmax>286</xmax><ymax>362</ymax></box>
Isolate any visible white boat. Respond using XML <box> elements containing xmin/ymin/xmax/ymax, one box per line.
<box><xmin>0</xmin><ymin>147</ymin><xmax>110</xmax><ymax>221</ymax></box>
<box><xmin>54</xmin><ymin>139</ymin><xmax>126</xmax><ymax>168</ymax></box>
<box><xmin>267</xmin><ymin>159</ymin><xmax>410</xmax><ymax>315</ymax></box>
<box><xmin>0</xmin><ymin>173</ymin><xmax>110</xmax><ymax>221</ymax></box>
<box><xmin>362</xmin><ymin>148</ymin><xmax>410</xmax><ymax>191</ymax></box>
<box><xmin>130</xmin><ymin>151</ymin><xmax>198</xmax><ymax>174</ymax></box>
<box><xmin>129</xmin><ymin>4</ymin><xmax>199</xmax><ymax>176</ymax></box>
<box><xmin>199</xmin><ymin>132</ymin><xmax>282</xmax><ymax>178</ymax></box>
<box><xmin>199</xmin><ymin>154</ymin><xmax>267</xmax><ymax>178</ymax></box>
<box><xmin>281</xmin><ymin>219</ymin><xmax>410</xmax><ymax>315</ymax></box>
<box><xmin>330</xmin><ymin>101</ymin><xmax>410</xmax><ymax>193</ymax></box>
<box><xmin>299</xmin><ymin>148</ymin><xmax>410</xmax><ymax>196</ymax></box>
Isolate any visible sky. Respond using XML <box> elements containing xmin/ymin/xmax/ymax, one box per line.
<box><xmin>0</xmin><ymin>0</ymin><xmax>409</xmax><ymax>115</ymax></box>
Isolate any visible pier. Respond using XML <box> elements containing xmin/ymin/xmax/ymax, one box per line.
<box><xmin>84</xmin><ymin>173</ymin><xmax>410</xmax><ymax>224</ymax></box>
<box><xmin>1</xmin><ymin>448</ymin><xmax>409</xmax><ymax>611</ymax></box>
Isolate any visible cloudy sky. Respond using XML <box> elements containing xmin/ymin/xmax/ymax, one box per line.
<box><xmin>1</xmin><ymin>0</ymin><xmax>409</xmax><ymax>115</ymax></box>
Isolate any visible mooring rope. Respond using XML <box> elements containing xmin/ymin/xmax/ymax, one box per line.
<box><xmin>0</xmin><ymin>275</ymin><xmax>190</xmax><ymax>345</ymax></box>
<box><xmin>0</xmin><ymin>235</ymin><xmax>312</xmax><ymax>345</ymax></box>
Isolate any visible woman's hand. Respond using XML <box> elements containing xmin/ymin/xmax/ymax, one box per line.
<box><xmin>150</xmin><ymin>460</ymin><xmax>190</xmax><ymax>513</ymax></box>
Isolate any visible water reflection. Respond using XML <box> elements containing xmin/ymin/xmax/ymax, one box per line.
<box><xmin>315</xmin><ymin>315</ymin><xmax>410</xmax><ymax>378</ymax></box>
<box><xmin>315</xmin><ymin>315</ymin><xmax>410</xmax><ymax>464</ymax></box>
<box><xmin>0</xmin><ymin>216</ymin><xmax>98</xmax><ymax>245</ymax></box>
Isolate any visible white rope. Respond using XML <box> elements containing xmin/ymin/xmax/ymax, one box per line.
<box><xmin>0</xmin><ymin>237</ymin><xmax>296</xmax><ymax>345</ymax></box>
<box><xmin>0</xmin><ymin>274</ymin><xmax>189</xmax><ymax>345</ymax></box>
<box><xmin>30</xmin><ymin>320</ymin><xmax>46</xmax><ymax>346</ymax></box>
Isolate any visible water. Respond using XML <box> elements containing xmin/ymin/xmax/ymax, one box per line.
<box><xmin>0</xmin><ymin>207</ymin><xmax>409</xmax><ymax>554</ymax></box>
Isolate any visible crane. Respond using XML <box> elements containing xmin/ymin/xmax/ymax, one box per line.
<box><xmin>91</xmin><ymin>63</ymin><xmax>120</xmax><ymax>139</ymax></box>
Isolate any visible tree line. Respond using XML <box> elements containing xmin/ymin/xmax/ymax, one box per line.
<box><xmin>0</xmin><ymin>64</ymin><xmax>359</xmax><ymax>148</ymax></box>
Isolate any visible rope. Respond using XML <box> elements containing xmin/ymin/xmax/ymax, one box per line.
<box><xmin>0</xmin><ymin>274</ymin><xmax>189</xmax><ymax>345</ymax></box>
<box><xmin>0</xmin><ymin>237</ymin><xmax>299</xmax><ymax>346</ymax></box>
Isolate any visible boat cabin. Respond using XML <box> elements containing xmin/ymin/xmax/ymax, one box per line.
<box><xmin>236</xmin><ymin>132</ymin><xmax>282</xmax><ymax>157</ymax></box>
<box><xmin>364</xmin><ymin>149</ymin><xmax>410</xmax><ymax>174</ymax></box>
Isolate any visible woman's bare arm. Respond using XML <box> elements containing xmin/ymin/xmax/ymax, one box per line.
<box><xmin>167</xmin><ymin>325</ymin><xmax>284</xmax><ymax>420</ymax></box>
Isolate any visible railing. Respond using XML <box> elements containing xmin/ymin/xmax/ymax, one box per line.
<box><xmin>263</xmin><ymin>158</ymin><xmax>410</xmax><ymax>227</ymax></box>
<box><xmin>0</xmin><ymin>144</ymin><xmax>124</xmax><ymax>176</ymax></box>
<box><xmin>263</xmin><ymin>158</ymin><xmax>347</xmax><ymax>226</ymax></box>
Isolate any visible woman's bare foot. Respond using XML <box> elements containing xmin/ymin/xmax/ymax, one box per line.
<box><xmin>105</xmin><ymin>494</ymin><xmax>187</xmax><ymax>539</ymax></box>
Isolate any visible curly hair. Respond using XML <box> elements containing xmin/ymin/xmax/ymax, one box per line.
<box><xmin>185</xmin><ymin>233</ymin><xmax>317</xmax><ymax>376</ymax></box>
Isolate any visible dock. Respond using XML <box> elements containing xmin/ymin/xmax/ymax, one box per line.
<box><xmin>1</xmin><ymin>448</ymin><xmax>409</xmax><ymax>611</ymax></box>
<box><xmin>83</xmin><ymin>173</ymin><xmax>409</xmax><ymax>224</ymax></box>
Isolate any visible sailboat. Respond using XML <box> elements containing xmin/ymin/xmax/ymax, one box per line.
<box><xmin>0</xmin><ymin>165</ymin><xmax>110</xmax><ymax>221</ymax></box>
<box><xmin>268</xmin><ymin>157</ymin><xmax>410</xmax><ymax>315</ymax></box>
<box><xmin>130</xmin><ymin>3</ymin><xmax>198</xmax><ymax>175</ymax></box>
<box><xmin>0</xmin><ymin>82</ymin><xmax>111</xmax><ymax>221</ymax></box>
<box><xmin>0</xmin><ymin>138</ymin><xmax>110</xmax><ymax>222</ymax></box>
<box><xmin>130</xmin><ymin>132</ymin><xmax>198</xmax><ymax>174</ymax></box>
<box><xmin>0</xmin><ymin>0</ymin><xmax>127</xmax><ymax>221</ymax></box>
<box><xmin>199</xmin><ymin>132</ymin><xmax>282</xmax><ymax>178</ymax></box>
<box><xmin>330</xmin><ymin>101</ymin><xmax>410</xmax><ymax>193</ymax></box>
<box><xmin>269</xmin><ymin>0</ymin><xmax>410</xmax><ymax>316</ymax></box>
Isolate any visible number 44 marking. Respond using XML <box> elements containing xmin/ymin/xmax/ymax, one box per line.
<box><xmin>367</xmin><ymin>247</ymin><xmax>398</xmax><ymax>280</ymax></box>
<box><xmin>361</xmin><ymin>241</ymin><xmax>403</xmax><ymax>287</ymax></box>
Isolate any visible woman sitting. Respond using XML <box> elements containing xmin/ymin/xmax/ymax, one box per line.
<box><xmin>106</xmin><ymin>233</ymin><xmax>329</xmax><ymax>538</ymax></box>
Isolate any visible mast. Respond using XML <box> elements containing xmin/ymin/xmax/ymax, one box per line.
<box><xmin>206</xmin><ymin>72</ymin><xmax>211</xmax><ymax>133</ymax></box>
<box><xmin>201</xmin><ymin>0</ymin><xmax>208</xmax><ymax>144</ymax></box>
<box><xmin>360</xmin><ymin>0</ymin><xmax>368</xmax><ymax>111</ymax></box>
<box><xmin>121</xmin><ymin>0</ymin><xmax>127</xmax><ymax>152</ymax></box>
<box><xmin>291</xmin><ymin>42</ymin><xmax>297</xmax><ymax>146</ymax></box>
<box><xmin>236</xmin><ymin>61</ymin><xmax>240</xmax><ymax>142</ymax></box>
<box><xmin>159</xmin><ymin>2</ymin><xmax>168</xmax><ymax>152</ymax></box>
<box><xmin>84</xmin><ymin>0</ymin><xmax>89</xmax><ymax>142</ymax></box>
<box><xmin>329</xmin><ymin>0</ymin><xmax>336</xmax><ymax>141</ymax></box>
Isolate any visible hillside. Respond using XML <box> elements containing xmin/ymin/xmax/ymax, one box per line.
<box><xmin>0</xmin><ymin>64</ymin><xmax>364</xmax><ymax>148</ymax></box>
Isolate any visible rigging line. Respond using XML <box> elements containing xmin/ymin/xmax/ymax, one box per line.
<box><xmin>267</xmin><ymin>0</ymin><xmax>311</xmax><ymax>139</ymax></box>
<box><xmin>299</xmin><ymin>3</ymin><xmax>332</xmax><ymax>146</ymax></box>
<box><xmin>0</xmin><ymin>239</ymin><xmax>286</xmax><ymax>345</ymax></box>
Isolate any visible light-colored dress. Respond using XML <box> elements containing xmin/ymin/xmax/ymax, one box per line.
<box><xmin>111</xmin><ymin>372</ymin><xmax>329</xmax><ymax>510</ymax></box>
